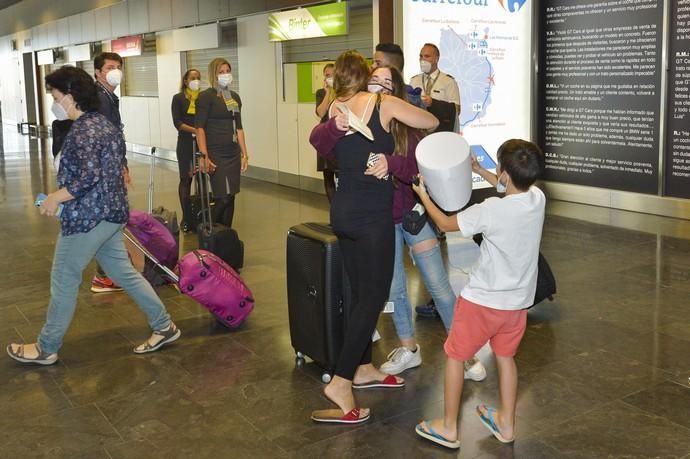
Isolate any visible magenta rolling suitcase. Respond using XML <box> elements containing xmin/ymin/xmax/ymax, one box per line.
<box><xmin>177</xmin><ymin>250</ymin><xmax>253</xmax><ymax>329</ymax></box>
<box><xmin>126</xmin><ymin>210</ymin><xmax>179</xmax><ymax>285</ymax></box>
<box><xmin>127</xmin><ymin>210</ymin><xmax>179</xmax><ymax>268</ymax></box>
<box><xmin>123</xmin><ymin>231</ymin><xmax>253</xmax><ymax>329</ymax></box>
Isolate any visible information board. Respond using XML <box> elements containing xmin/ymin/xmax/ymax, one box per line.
<box><xmin>403</xmin><ymin>0</ymin><xmax>533</xmax><ymax>190</ymax></box>
<box><xmin>539</xmin><ymin>0</ymin><xmax>664</xmax><ymax>194</ymax></box>
<box><xmin>664</xmin><ymin>0</ymin><xmax>690</xmax><ymax>198</ymax></box>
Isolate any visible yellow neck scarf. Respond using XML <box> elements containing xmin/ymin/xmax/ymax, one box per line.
<box><xmin>185</xmin><ymin>87</ymin><xmax>200</xmax><ymax>115</ymax></box>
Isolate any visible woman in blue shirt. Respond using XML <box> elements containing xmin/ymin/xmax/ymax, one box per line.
<box><xmin>7</xmin><ymin>66</ymin><xmax>180</xmax><ymax>365</ymax></box>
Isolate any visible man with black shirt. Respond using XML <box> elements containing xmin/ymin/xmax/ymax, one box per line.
<box><xmin>91</xmin><ymin>52</ymin><xmax>126</xmax><ymax>293</ymax></box>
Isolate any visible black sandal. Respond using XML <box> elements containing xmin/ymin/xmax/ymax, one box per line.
<box><xmin>6</xmin><ymin>343</ymin><xmax>58</xmax><ymax>366</ymax></box>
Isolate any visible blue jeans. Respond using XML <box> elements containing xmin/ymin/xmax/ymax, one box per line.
<box><xmin>389</xmin><ymin>222</ymin><xmax>456</xmax><ymax>340</ymax></box>
<box><xmin>38</xmin><ymin>221</ymin><xmax>171</xmax><ymax>354</ymax></box>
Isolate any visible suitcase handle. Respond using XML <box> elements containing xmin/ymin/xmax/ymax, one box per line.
<box><xmin>193</xmin><ymin>137</ymin><xmax>214</xmax><ymax>235</ymax></box>
<box><xmin>192</xmin><ymin>250</ymin><xmax>211</xmax><ymax>270</ymax></box>
<box><xmin>147</xmin><ymin>146</ymin><xmax>156</xmax><ymax>213</ymax></box>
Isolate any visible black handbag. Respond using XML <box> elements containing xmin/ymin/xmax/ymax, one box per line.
<box><xmin>402</xmin><ymin>203</ymin><xmax>428</xmax><ymax>235</ymax></box>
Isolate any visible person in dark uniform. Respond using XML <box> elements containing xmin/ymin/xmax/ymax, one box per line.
<box><xmin>195</xmin><ymin>58</ymin><xmax>249</xmax><ymax>229</ymax></box>
<box><xmin>309</xmin><ymin>50</ymin><xmax>438</xmax><ymax>425</ymax></box>
<box><xmin>171</xmin><ymin>68</ymin><xmax>201</xmax><ymax>232</ymax></box>
<box><xmin>314</xmin><ymin>63</ymin><xmax>338</xmax><ymax>203</ymax></box>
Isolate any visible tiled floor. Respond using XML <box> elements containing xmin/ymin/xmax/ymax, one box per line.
<box><xmin>1</xmin><ymin>127</ymin><xmax>690</xmax><ymax>458</ymax></box>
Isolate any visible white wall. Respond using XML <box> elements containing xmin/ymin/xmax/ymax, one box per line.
<box><xmin>236</xmin><ymin>14</ymin><xmax>279</xmax><ymax>171</ymax></box>
<box><xmin>154</xmin><ymin>30</ymin><xmax>183</xmax><ymax>151</ymax></box>
<box><xmin>0</xmin><ymin>33</ymin><xmax>29</xmax><ymax>125</ymax></box>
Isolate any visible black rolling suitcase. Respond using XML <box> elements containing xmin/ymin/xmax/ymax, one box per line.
<box><xmin>287</xmin><ymin>223</ymin><xmax>349</xmax><ymax>383</ymax></box>
<box><xmin>194</xmin><ymin>145</ymin><xmax>244</xmax><ymax>271</ymax></box>
<box><xmin>188</xmin><ymin>139</ymin><xmax>213</xmax><ymax>232</ymax></box>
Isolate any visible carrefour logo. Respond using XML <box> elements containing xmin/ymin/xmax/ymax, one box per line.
<box><xmin>498</xmin><ymin>0</ymin><xmax>527</xmax><ymax>12</ymax></box>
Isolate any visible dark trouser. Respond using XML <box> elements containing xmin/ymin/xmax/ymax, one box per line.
<box><xmin>334</xmin><ymin>220</ymin><xmax>395</xmax><ymax>381</ymax></box>
<box><xmin>179</xmin><ymin>178</ymin><xmax>193</xmax><ymax>227</ymax></box>
<box><xmin>213</xmin><ymin>195</ymin><xmax>236</xmax><ymax>228</ymax></box>
<box><xmin>323</xmin><ymin>170</ymin><xmax>337</xmax><ymax>204</ymax></box>
<box><xmin>176</xmin><ymin>135</ymin><xmax>194</xmax><ymax>226</ymax></box>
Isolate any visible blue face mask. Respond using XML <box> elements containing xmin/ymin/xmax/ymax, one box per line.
<box><xmin>496</xmin><ymin>173</ymin><xmax>507</xmax><ymax>193</ymax></box>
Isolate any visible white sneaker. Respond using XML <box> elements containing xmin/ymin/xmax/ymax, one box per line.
<box><xmin>380</xmin><ymin>345</ymin><xmax>422</xmax><ymax>375</ymax></box>
<box><xmin>464</xmin><ymin>356</ymin><xmax>487</xmax><ymax>381</ymax></box>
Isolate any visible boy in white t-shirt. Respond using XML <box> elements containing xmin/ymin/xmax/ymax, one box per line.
<box><xmin>413</xmin><ymin>139</ymin><xmax>545</xmax><ymax>449</ymax></box>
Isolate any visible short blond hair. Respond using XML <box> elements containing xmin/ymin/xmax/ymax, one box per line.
<box><xmin>208</xmin><ymin>57</ymin><xmax>231</xmax><ymax>87</ymax></box>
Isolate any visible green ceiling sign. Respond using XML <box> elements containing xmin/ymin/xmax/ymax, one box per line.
<box><xmin>269</xmin><ymin>2</ymin><xmax>348</xmax><ymax>42</ymax></box>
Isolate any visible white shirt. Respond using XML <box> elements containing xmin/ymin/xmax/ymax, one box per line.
<box><xmin>457</xmin><ymin>186</ymin><xmax>546</xmax><ymax>310</ymax></box>
<box><xmin>410</xmin><ymin>69</ymin><xmax>460</xmax><ymax>106</ymax></box>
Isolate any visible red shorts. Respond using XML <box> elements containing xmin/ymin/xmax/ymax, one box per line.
<box><xmin>444</xmin><ymin>296</ymin><xmax>527</xmax><ymax>361</ymax></box>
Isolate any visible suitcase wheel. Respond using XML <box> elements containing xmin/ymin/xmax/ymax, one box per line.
<box><xmin>295</xmin><ymin>351</ymin><xmax>305</xmax><ymax>368</ymax></box>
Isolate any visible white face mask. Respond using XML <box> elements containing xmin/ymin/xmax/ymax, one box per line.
<box><xmin>106</xmin><ymin>68</ymin><xmax>122</xmax><ymax>87</ymax></box>
<box><xmin>217</xmin><ymin>73</ymin><xmax>233</xmax><ymax>88</ymax></box>
<box><xmin>51</xmin><ymin>94</ymin><xmax>72</xmax><ymax>121</ymax></box>
<box><xmin>325</xmin><ymin>77</ymin><xmax>334</xmax><ymax>88</ymax></box>
<box><xmin>367</xmin><ymin>83</ymin><xmax>390</xmax><ymax>94</ymax></box>
<box><xmin>420</xmin><ymin>60</ymin><xmax>432</xmax><ymax>74</ymax></box>
<box><xmin>188</xmin><ymin>79</ymin><xmax>200</xmax><ymax>91</ymax></box>
<box><xmin>495</xmin><ymin>172</ymin><xmax>508</xmax><ymax>193</ymax></box>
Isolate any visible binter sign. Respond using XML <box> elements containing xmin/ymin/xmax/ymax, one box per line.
<box><xmin>269</xmin><ymin>2</ymin><xmax>348</xmax><ymax>42</ymax></box>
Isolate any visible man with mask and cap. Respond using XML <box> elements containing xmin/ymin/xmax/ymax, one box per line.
<box><xmin>410</xmin><ymin>43</ymin><xmax>460</xmax><ymax>133</ymax></box>
<box><xmin>90</xmin><ymin>52</ymin><xmax>126</xmax><ymax>294</ymax></box>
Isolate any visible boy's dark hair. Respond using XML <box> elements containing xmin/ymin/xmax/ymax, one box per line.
<box><xmin>45</xmin><ymin>65</ymin><xmax>100</xmax><ymax>113</ymax></box>
<box><xmin>94</xmin><ymin>52</ymin><xmax>123</xmax><ymax>71</ymax></box>
<box><xmin>496</xmin><ymin>139</ymin><xmax>544</xmax><ymax>191</ymax></box>
<box><xmin>375</xmin><ymin>43</ymin><xmax>405</xmax><ymax>71</ymax></box>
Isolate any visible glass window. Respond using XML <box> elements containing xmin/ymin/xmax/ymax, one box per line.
<box><xmin>184</xmin><ymin>20</ymin><xmax>239</xmax><ymax>92</ymax></box>
<box><xmin>122</xmin><ymin>34</ymin><xmax>158</xmax><ymax>97</ymax></box>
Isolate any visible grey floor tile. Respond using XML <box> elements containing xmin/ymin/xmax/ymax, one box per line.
<box><xmin>0</xmin><ymin>405</ymin><xmax>122</xmax><ymax>459</ymax></box>
<box><xmin>622</xmin><ymin>380</ymin><xmax>690</xmax><ymax>430</ymax></box>
<box><xmin>3</xmin><ymin>127</ymin><xmax>690</xmax><ymax>457</ymax></box>
<box><xmin>536</xmin><ymin>400</ymin><xmax>690</xmax><ymax>458</ymax></box>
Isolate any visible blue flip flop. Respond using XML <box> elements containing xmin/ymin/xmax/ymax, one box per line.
<box><xmin>476</xmin><ymin>404</ymin><xmax>514</xmax><ymax>443</ymax></box>
<box><xmin>415</xmin><ymin>420</ymin><xmax>461</xmax><ymax>449</ymax></box>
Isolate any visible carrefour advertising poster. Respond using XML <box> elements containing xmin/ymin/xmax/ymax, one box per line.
<box><xmin>403</xmin><ymin>0</ymin><xmax>532</xmax><ymax>189</ymax></box>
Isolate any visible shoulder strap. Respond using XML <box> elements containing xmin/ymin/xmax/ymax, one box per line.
<box><xmin>360</xmin><ymin>94</ymin><xmax>376</xmax><ymax>122</ymax></box>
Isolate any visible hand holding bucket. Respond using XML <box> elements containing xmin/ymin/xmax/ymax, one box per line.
<box><xmin>415</xmin><ymin>132</ymin><xmax>473</xmax><ymax>212</ymax></box>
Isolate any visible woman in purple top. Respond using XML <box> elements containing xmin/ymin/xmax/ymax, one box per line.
<box><xmin>368</xmin><ymin>66</ymin><xmax>460</xmax><ymax>376</ymax></box>
<box><xmin>7</xmin><ymin>66</ymin><xmax>180</xmax><ymax>366</ymax></box>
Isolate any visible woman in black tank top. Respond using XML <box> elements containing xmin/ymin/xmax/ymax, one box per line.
<box><xmin>310</xmin><ymin>51</ymin><xmax>439</xmax><ymax>425</ymax></box>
